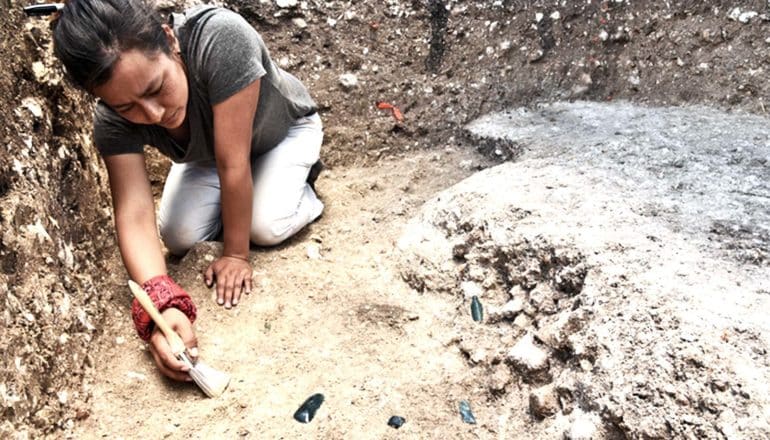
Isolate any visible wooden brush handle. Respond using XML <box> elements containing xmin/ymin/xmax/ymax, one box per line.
<box><xmin>128</xmin><ymin>280</ymin><xmax>187</xmax><ymax>355</ymax></box>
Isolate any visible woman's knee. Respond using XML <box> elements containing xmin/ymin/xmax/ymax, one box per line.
<box><xmin>160</xmin><ymin>217</ymin><xmax>217</xmax><ymax>256</ymax></box>
<box><xmin>249</xmin><ymin>217</ymin><xmax>286</xmax><ymax>247</ymax></box>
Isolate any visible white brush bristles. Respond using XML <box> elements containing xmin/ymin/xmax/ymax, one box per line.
<box><xmin>179</xmin><ymin>352</ymin><xmax>230</xmax><ymax>398</ymax></box>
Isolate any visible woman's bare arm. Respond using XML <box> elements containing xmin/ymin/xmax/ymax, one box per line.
<box><xmin>103</xmin><ymin>152</ymin><xmax>167</xmax><ymax>283</ymax></box>
<box><xmin>204</xmin><ymin>78</ymin><xmax>261</xmax><ymax>307</ymax></box>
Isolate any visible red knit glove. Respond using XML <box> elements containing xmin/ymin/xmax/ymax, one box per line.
<box><xmin>131</xmin><ymin>275</ymin><xmax>197</xmax><ymax>341</ymax></box>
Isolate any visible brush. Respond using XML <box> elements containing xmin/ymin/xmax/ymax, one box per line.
<box><xmin>128</xmin><ymin>280</ymin><xmax>230</xmax><ymax>398</ymax></box>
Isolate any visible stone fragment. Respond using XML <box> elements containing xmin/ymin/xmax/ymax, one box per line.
<box><xmin>306</xmin><ymin>243</ymin><xmax>321</xmax><ymax>259</ymax></box>
<box><xmin>488</xmin><ymin>363</ymin><xmax>511</xmax><ymax>392</ymax></box>
<box><xmin>461</xmin><ymin>281</ymin><xmax>482</xmax><ymax>299</ymax></box>
<box><xmin>292</xmin><ymin>18</ymin><xmax>307</xmax><ymax>28</ymax></box>
<box><xmin>276</xmin><ymin>0</ymin><xmax>298</xmax><ymax>8</ymax></box>
<box><xmin>21</xmin><ymin>97</ymin><xmax>43</xmax><ymax>119</ymax></box>
<box><xmin>529</xmin><ymin>384</ymin><xmax>558</xmax><ymax>418</ymax></box>
<box><xmin>529</xmin><ymin>284</ymin><xmax>558</xmax><ymax>314</ymax></box>
<box><xmin>507</xmin><ymin>333</ymin><xmax>551</xmax><ymax>383</ymax></box>
<box><xmin>564</xmin><ymin>415</ymin><xmax>597</xmax><ymax>440</ymax></box>
<box><xmin>487</xmin><ymin>298</ymin><xmax>523</xmax><ymax>322</ymax></box>
<box><xmin>513</xmin><ymin>313</ymin><xmax>532</xmax><ymax>329</ymax></box>
<box><xmin>338</xmin><ymin>73</ymin><xmax>358</xmax><ymax>91</ymax></box>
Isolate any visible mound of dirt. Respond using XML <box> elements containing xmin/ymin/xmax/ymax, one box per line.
<box><xmin>397</xmin><ymin>102</ymin><xmax>770</xmax><ymax>438</ymax></box>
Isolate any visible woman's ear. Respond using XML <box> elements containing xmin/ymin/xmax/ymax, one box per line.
<box><xmin>161</xmin><ymin>24</ymin><xmax>180</xmax><ymax>53</ymax></box>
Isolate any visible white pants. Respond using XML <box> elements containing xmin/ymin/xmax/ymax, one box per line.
<box><xmin>158</xmin><ymin>113</ymin><xmax>324</xmax><ymax>256</ymax></box>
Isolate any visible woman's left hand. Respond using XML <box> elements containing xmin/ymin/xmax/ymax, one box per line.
<box><xmin>204</xmin><ymin>256</ymin><xmax>253</xmax><ymax>308</ymax></box>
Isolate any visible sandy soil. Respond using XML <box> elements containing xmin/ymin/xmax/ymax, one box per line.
<box><xmin>74</xmin><ymin>149</ymin><xmax>503</xmax><ymax>439</ymax></box>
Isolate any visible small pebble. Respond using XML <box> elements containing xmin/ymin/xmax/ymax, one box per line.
<box><xmin>387</xmin><ymin>415</ymin><xmax>405</xmax><ymax>429</ymax></box>
<box><xmin>339</xmin><ymin>73</ymin><xmax>358</xmax><ymax>90</ymax></box>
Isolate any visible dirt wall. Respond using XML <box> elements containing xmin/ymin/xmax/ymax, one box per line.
<box><xmin>0</xmin><ymin>6</ymin><xmax>114</xmax><ymax>438</ymax></box>
<box><xmin>227</xmin><ymin>0</ymin><xmax>770</xmax><ymax>166</ymax></box>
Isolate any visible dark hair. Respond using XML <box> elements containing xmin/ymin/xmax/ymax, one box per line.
<box><xmin>52</xmin><ymin>0</ymin><xmax>170</xmax><ymax>92</ymax></box>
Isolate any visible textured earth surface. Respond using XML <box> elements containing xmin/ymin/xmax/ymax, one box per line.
<box><xmin>2</xmin><ymin>0</ymin><xmax>770</xmax><ymax>438</ymax></box>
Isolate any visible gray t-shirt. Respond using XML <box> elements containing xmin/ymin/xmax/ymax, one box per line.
<box><xmin>93</xmin><ymin>5</ymin><xmax>317</xmax><ymax>162</ymax></box>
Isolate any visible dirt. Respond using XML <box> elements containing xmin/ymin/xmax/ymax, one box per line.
<box><xmin>2</xmin><ymin>0</ymin><xmax>770</xmax><ymax>438</ymax></box>
<box><xmin>399</xmin><ymin>102</ymin><xmax>769</xmax><ymax>438</ymax></box>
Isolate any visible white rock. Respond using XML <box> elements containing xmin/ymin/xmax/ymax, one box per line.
<box><xmin>488</xmin><ymin>298</ymin><xmax>524</xmax><ymax>322</ymax></box>
<box><xmin>728</xmin><ymin>8</ymin><xmax>757</xmax><ymax>23</ymax></box>
<box><xmin>292</xmin><ymin>17</ymin><xmax>307</xmax><ymax>28</ymax></box>
<box><xmin>306</xmin><ymin>243</ymin><xmax>322</xmax><ymax>259</ymax></box>
<box><xmin>738</xmin><ymin>11</ymin><xmax>758</xmax><ymax>23</ymax></box>
<box><xmin>530</xmin><ymin>384</ymin><xmax>558</xmax><ymax>418</ymax></box>
<box><xmin>31</xmin><ymin>61</ymin><xmax>47</xmax><ymax>82</ymax></box>
<box><xmin>508</xmin><ymin>333</ymin><xmax>548</xmax><ymax>371</ymax></box>
<box><xmin>565</xmin><ymin>415</ymin><xmax>597</xmax><ymax>440</ymax></box>
<box><xmin>276</xmin><ymin>0</ymin><xmax>297</xmax><ymax>8</ymax></box>
<box><xmin>550</xmin><ymin>11</ymin><xmax>561</xmax><ymax>20</ymax></box>
<box><xmin>599</xmin><ymin>30</ymin><xmax>609</xmax><ymax>41</ymax></box>
<box><xmin>461</xmin><ymin>281</ymin><xmax>483</xmax><ymax>299</ymax></box>
<box><xmin>25</xmin><ymin>219</ymin><xmax>51</xmax><ymax>243</ymax></box>
<box><xmin>21</xmin><ymin>97</ymin><xmax>43</xmax><ymax>118</ymax></box>
<box><xmin>339</xmin><ymin>73</ymin><xmax>358</xmax><ymax>90</ymax></box>
<box><xmin>126</xmin><ymin>371</ymin><xmax>147</xmax><ymax>381</ymax></box>
<box><xmin>326</xmin><ymin>17</ymin><xmax>337</xmax><ymax>27</ymax></box>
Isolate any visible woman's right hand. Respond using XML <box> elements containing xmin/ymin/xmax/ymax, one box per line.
<box><xmin>148</xmin><ymin>308</ymin><xmax>198</xmax><ymax>381</ymax></box>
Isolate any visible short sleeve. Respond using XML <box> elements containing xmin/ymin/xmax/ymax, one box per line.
<box><xmin>93</xmin><ymin>101</ymin><xmax>144</xmax><ymax>156</ymax></box>
<box><xmin>192</xmin><ymin>10</ymin><xmax>266</xmax><ymax>105</ymax></box>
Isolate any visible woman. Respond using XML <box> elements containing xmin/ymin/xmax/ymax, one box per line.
<box><xmin>51</xmin><ymin>0</ymin><xmax>324</xmax><ymax>381</ymax></box>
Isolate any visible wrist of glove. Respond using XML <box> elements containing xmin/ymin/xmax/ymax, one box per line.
<box><xmin>131</xmin><ymin>274</ymin><xmax>197</xmax><ymax>341</ymax></box>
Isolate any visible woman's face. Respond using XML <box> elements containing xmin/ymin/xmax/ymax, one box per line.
<box><xmin>92</xmin><ymin>26</ymin><xmax>188</xmax><ymax>129</ymax></box>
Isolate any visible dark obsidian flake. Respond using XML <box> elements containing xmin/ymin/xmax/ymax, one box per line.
<box><xmin>387</xmin><ymin>415</ymin><xmax>406</xmax><ymax>429</ymax></box>
<box><xmin>470</xmin><ymin>296</ymin><xmax>483</xmax><ymax>322</ymax></box>
<box><xmin>293</xmin><ymin>393</ymin><xmax>325</xmax><ymax>423</ymax></box>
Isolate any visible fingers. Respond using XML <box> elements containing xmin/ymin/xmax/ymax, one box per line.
<box><xmin>208</xmin><ymin>258</ymin><xmax>253</xmax><ymax>308</ymax></box>
<box><xmin>204</xmin><ymin>264</ymin><xmax>214</xmax><ymax>288</ymax></box>
<box><xmin>218</xmin><ymin>275</ymin><xmax>242</xmax><ymax>309</ymax></box>
<box><xmin>149</xmin><ymin>333</ymin><xmax>192</xmax><ymax>382</ymax></box>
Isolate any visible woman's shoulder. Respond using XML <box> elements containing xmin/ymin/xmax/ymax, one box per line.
<box><xmin>180</xmin><ymin>5</ymin><xmax>254</xmax><ymax>34</ymax></box>
<box><xmin>93</xmin><ymin>101</ymin><xmax>145</xmax><ymax>155</ymax></box>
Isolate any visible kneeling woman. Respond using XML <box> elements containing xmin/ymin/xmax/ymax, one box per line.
<box><xmin>52</xmin><ymin>0</ymin><xmax>323</xmax><ymax>380</ymax></box>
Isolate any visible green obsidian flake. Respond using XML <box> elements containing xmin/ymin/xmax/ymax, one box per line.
<box><xmin>470</xmin><ymin>296</ymin><xmax>483</xmax><ymax>322</ymax></box>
